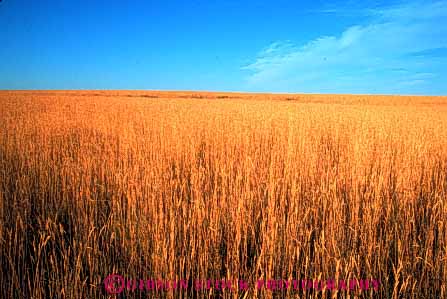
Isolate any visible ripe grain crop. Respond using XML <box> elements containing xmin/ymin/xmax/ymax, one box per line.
<box><xmin>0</xmin><ymin>91</ymin><xmax>446</xmax><ymax>298</ymax></box>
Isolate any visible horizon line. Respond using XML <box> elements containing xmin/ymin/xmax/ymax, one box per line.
<box><xmin>1</xmin><ymin>89</ymin><xmax>447</xmax><ymax>97</ymax></box>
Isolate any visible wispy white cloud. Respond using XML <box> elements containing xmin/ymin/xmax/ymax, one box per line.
<box><xmin>243</xmin><ymin>1</ymin><xmax>447</xmax><ymax>94</ymax></box>
<box><xmin>371</xmin><ymin>0</ymin><xmax>447</xmax><ymax>20</ymax></box>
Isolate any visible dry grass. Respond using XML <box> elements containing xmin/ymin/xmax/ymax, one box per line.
<box><xmin>0</xmin><ymin>91</ymin><xmax>446</xmax><ymax>299</ymax></box>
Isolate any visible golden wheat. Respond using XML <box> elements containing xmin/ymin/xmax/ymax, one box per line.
<box><xmin>0</xmin><ymin>91</ymin><xmax>446</xmax><ymax>299</ymax></box>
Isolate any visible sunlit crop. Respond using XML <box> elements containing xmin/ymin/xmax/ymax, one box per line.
<box><xmin>1</xmin><ymin>91</ymin><xmax>446</xmax><ymax>298</ymax></box>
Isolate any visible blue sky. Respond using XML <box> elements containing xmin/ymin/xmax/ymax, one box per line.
<box><xmin>1</xmin><ymin>0</ymin><xmax>446</xmax><ymax>95</ymax></box>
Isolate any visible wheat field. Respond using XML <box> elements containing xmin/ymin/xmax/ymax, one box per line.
<box><xmin>0</xmin><ymin>90</ymin><xmax>446</xmax><ymax>299</ymax></box>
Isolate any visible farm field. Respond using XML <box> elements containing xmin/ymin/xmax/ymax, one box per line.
<box><xmin>0</xmin><ymin>90</ymin><xmax>446</xmax><ymax>298</ymax></box>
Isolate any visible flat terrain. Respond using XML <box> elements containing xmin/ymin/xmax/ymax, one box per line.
<box><xmin>1</xmin><ymin>91</ymin><xmax>446</xmax><ymax>298</ymax></box>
